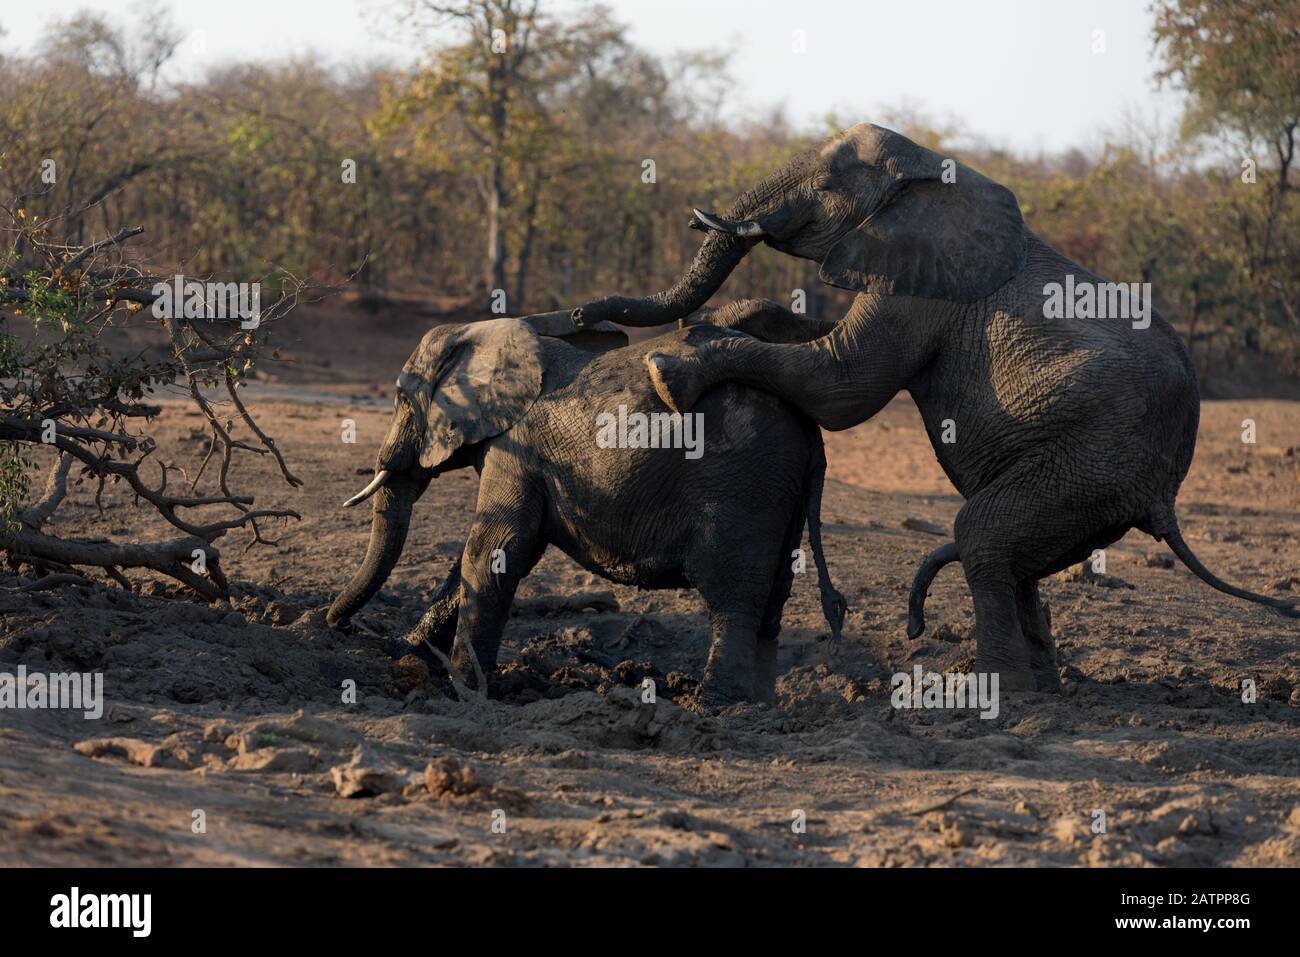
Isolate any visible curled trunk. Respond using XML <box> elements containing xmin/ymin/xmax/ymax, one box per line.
<box><xmin>572</xmin><ymin>159</ymin><xmax>805</xmax><ymax>329</ymax></box>
<box><xmin>326</xmin><ymin>473</ymin><xmax>423</xmax><ymax>628</ymax></box>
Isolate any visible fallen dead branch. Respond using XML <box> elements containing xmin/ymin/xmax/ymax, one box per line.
<box><xmin>0</xmin><ymin>213</ymin><xmax>304</xmax><ymax>599</ymax></box>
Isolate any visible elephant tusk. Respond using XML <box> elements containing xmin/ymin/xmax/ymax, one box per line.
<box><xmin>691</xmin><ymin>208</ymin><xmax>766</xmax><ymax>238</ymax></box>
<box><xmin>342</xmin><ymin>469</ymin><xmax>391</xmax><ymax>508</ymax></box>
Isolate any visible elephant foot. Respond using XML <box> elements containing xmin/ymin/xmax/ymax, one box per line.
<box><xmin>386</xmin><ymin>635</ymin><xmax>415</xmax><ymax>659</ymax></box>
<box><xmin>1033</xmin><ymin>667</ymin><xmax>1063</xmax><ymax>694</ymax></box>
<box><xmin>1027</xmin><ymin>645</ymin><xmax>1062</xmax><ymax>695</ymax></box>
<box><xmin>645</xmin><ymin>350</ymin><xmax>708</xmax><ymax>414</ymax></box>
<box><xmin>699</xmin><ymin>671</ymin><xmax>751</xmax><ymax>712</ymax></box>
<box><xmin>753</xmin><ymin>650</ymin><xmax>779</xmax><ymax>706</ymax></box>
<box><xmin>975</xmin><ymin>658</ymin><xmax>1035</xmax><ymax>694</ymax></box>
<box><xmin>390</xmin><ymin>632</ymin><xmax>446</xmax><ymax>670</ymax></box>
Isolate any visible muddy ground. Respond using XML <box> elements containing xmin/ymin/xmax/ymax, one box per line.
<box><xmin>1</xmin><ymin>303</ymin><xmax>1299</xmax><ymax>866</ymax></box>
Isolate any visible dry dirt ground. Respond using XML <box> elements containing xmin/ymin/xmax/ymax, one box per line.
<box><xmin>2</xmin><ymin>305</ymin><xmax>1299</xmax><ymax>866</ymax></box>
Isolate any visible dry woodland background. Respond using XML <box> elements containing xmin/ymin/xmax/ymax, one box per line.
<box><xmin>0</xmin><ymin>0</ymin><xmax>1298</xmax><ymax>866</ymax></box>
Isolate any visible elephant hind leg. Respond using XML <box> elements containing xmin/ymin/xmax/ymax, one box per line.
<box><xmin>954</xmin><ymin>488</ymin><xmax>1077</xmax><ymax>693</ymax></box>
<box><xmin>694</xmin><ymin>554</ymin><xmax>783</xmax><ymax>710</ymax></box>
<box><xmin>752</xmin><ymin>507</ymin><xmax>809</xmax><ymax>705</ymax></box>
<box><xmin>954</xmin><ymin>448</ymin><xmax>1134</xmax><ymax>694</ymax></box>
<box><xmin>964</xmin><ymin>573</ymin><xmax>1035</xmax><ymax>693</ymax></box>
<box><xmin>699</xmin><ymin>609</ymin><xmax>764</xmax><ymax>710</ymax></box>
<box><xmin>691</xmin><ymin>495</ymin><xmax>794</xmax><ymax>709</ymax></box>
<box><xmin>1016</xmin><ymin>579</ymin><xmax>1060</xmax><ymax>693</ymax></box>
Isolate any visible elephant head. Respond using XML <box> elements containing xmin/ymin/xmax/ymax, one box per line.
<box><xmin>325</xmin><ymin>318</ymin><xmax>546</xmax><ymax>629</ymax></box>
<box><xmin>572</xmin><ymin>123</ymin><xmax>1028</xmax><ymax>327</ymax></box>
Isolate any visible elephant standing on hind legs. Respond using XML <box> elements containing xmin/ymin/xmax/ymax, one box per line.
<box><xmin>573</xmin><ymin>123</ymin><xmax>1299</xmax><ymax>693</ymax></box>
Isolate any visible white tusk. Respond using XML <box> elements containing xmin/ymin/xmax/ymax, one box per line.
<box><xmin>691</xmin><ymin>208</ymin><xmax>766</xmax><ymax>237</ymax></box>
<box><xmin>342</xmin><ymin>469</ymin><xmax>391</xmax><ymax>508</ymax></box>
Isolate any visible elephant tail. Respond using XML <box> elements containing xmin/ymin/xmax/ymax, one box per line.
<box><xmin>1148</xmin><ymin>506</ymin><xmax>1300</xmax><ymax>619</ymax></box>
<box><xmin>907</xmin><ymin>541</ymin><xmax>961</xmax><ymax>639</ymax></box>
<box><xmin>805</xmin><ymin>428</ymin><xmax>848</xmax><ymax>639</ymax></box>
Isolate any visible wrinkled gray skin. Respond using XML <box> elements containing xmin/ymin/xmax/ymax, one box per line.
<box><xmin>327</xmin><ymin>305</ymin><xmax>847</xmax><ymax>707</ymax></box>
<box><xmin>573</xmin><ymin>122</ymin><xmax>1298</xmax><ymax>693</ymax></box>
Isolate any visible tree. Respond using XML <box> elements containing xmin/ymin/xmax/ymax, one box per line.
<box><xmin>382</xmin><ymin>1</ymin><xmax>553</xmax><ymax>302</ymax></box>
<box><xmin>0</xmin><ymin>12</ymin><xmax>303</xmax><ymax>598</ymax></box>
<box><xmin>0</xmin><ymin>216</ymin><xmax>303</xmax><ymax>598</ymax></box>
<box><xmin>380</xmin><ymin>1</ymin><xmax>679</xmax><ymax>311</ymax></box>
<box><xmin>1153</xmin><ymin>0</ymin><xmax>1300</xmax><ymax>348</ymax></box>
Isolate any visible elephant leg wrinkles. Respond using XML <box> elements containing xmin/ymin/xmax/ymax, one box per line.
<box><xmin>965</xmin><ymin>574</ymin><xmax>1035</xmax><ymax>692</ymax></box>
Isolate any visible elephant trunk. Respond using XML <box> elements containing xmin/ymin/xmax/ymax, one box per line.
<box><xmin>572</xmin><ymin>228</ymin><xmax>756</xmax><ymax>328</ymax></box>
<box><xmin>571</xmin><ymin>160</ymin><xmax>803</xmax><ymax>329</ymax></box>
<box><xmin>326</xmin><ymin>473</ymin><xmax>422</xmax><ymax>629</ymax></box>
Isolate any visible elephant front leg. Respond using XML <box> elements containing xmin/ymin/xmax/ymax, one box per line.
<box><xmin>394</xmin><ymin>555</ymin><xmax>463</xmax><ymax>666</ymax></box>
<box><xmin>448</xmin><ymin>501</ymin><xmax>546</xmax><ymax>695</ymax></box>
<box><xmin>645</xmin><ymin>293</ymin><xmax>919</xmax><ymax>431</ymax></box>
<box><xmin>702</xmin><ymin>298</ymin><xmax>839</xmax><ymax>342</ymax></box>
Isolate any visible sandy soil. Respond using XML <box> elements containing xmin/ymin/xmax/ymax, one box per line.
<box><xmin>2</xmin><ymin>306</ymin><xmax>1299</xmax><ymax>866</ymax></box>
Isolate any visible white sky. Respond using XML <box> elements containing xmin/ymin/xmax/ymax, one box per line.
<box><xmin>0</xmin><ymin>0</ymin><xmax>1185</xmax><ymax>154</ymax></box>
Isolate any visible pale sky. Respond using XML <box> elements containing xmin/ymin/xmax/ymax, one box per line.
<box><xmin>0</xmin><ymin>0</ymin><xmax>1184</xmax><ymax>154</ymax></box>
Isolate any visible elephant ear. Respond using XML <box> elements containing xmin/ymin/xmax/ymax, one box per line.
<box><xmin>398</xmin><ymin>318</ymin><xmax>544</xmax><ymax>471</ymax></box>
<box><xmin>819</xmin><ymin>124</ymin><xmax>1028</xmax><ymax>303</ymax></box>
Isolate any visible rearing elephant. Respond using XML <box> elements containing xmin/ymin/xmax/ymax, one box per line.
<box><xmin>572</xmin><ymin>122</ymin><xmax>1298</xmax><ymax>693</ymax></box>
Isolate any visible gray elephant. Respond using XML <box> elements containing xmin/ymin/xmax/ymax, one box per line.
<box><xmin>326</xmin><ymin>305</ymin><xmax>847</xmax><ymax>707</ymax></box>
<box><xmin>572</xmin><ymin>122</ymin><xmax>1298</xmax><ymax>693</ymax></box>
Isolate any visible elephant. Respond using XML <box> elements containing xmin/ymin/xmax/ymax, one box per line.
<box><xmin>325</xmin><ymin>305</ymin><xmax>847</xmax><ymax>707</ymax></box>
<box><xmin>571</xmin><ymin>122</ymin><xmax>1298</xmax><ymax>693</ymax></box>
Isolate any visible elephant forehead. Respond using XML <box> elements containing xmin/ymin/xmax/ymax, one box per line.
<box><xmin>822</xmin><ymin>123</ymin><xmax>946</xmax><ymax>182</ymax></box>
<box><xmin>401</xmin><ymin>318</ymin><xmax>541</xmax><ymax>377</ymax></box>
<box><xmin>823</xmin><ymin>123</ymin><xmax>889</xmax><ymax>166</ymax></box>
